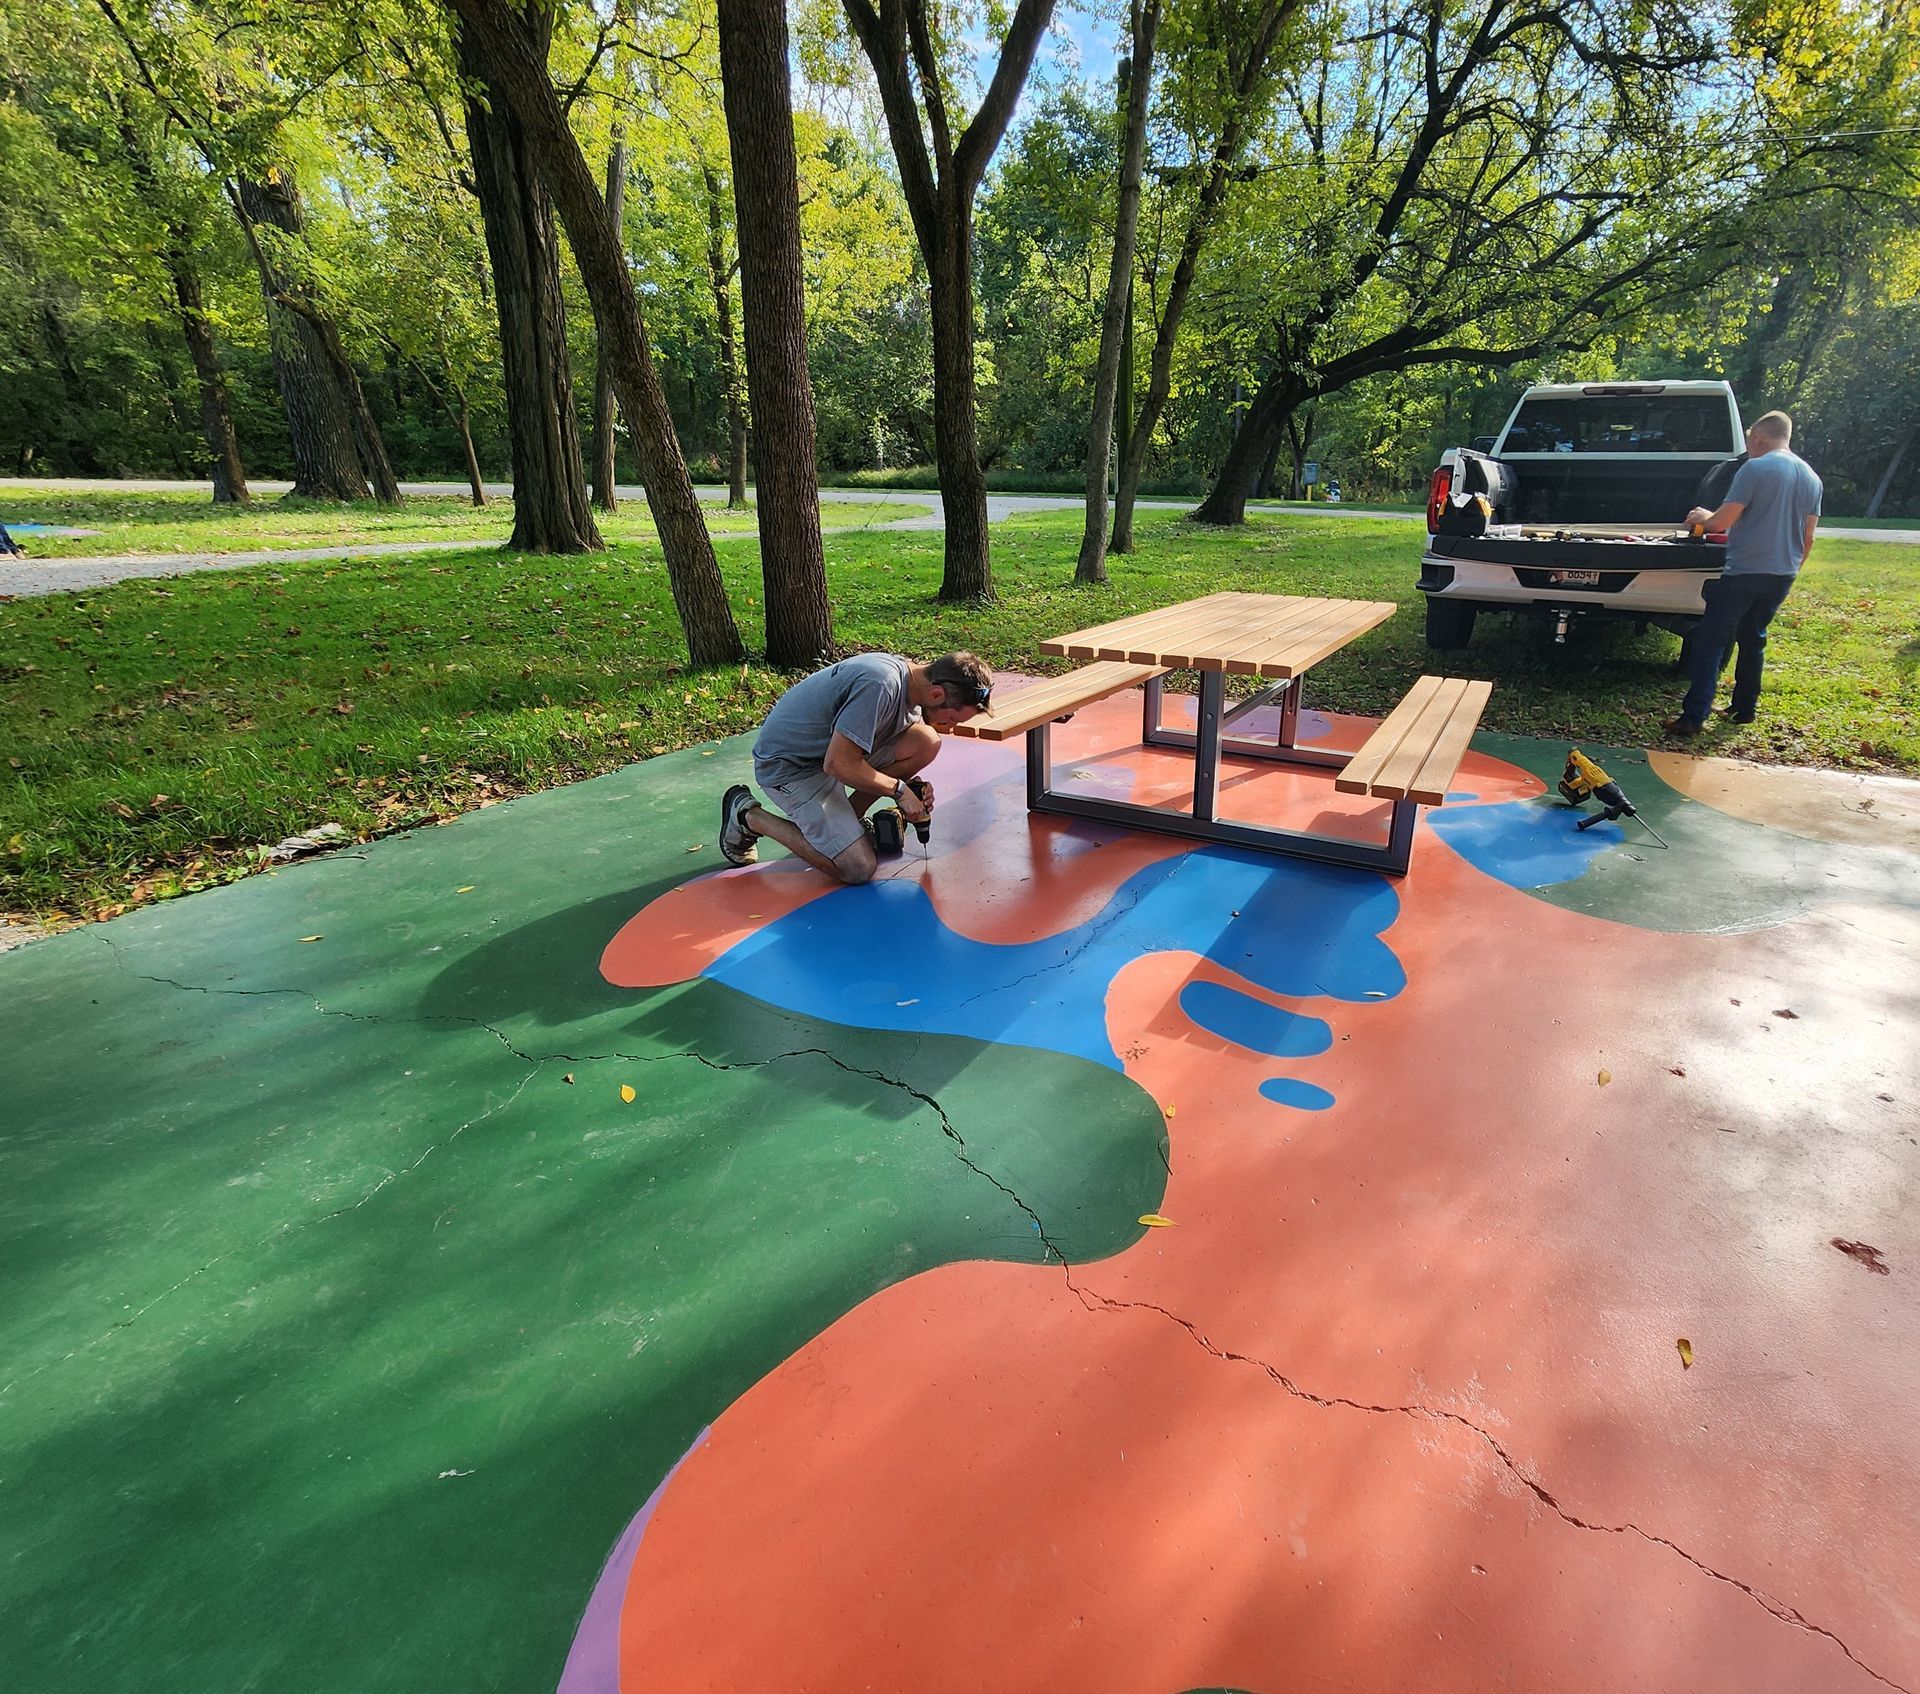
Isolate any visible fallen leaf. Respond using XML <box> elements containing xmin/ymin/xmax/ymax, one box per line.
<box><xmin>686</xmin><ymin>843</ymin><xmax>704</xmax><ymax>853</ymax></box>
<box><xmin>1138</xmin><ymin>1214</ymin><xmax>1177</xmax><ymax>1228</ymax></box>
<box><xmin>1772</xmin><ymin>1007</ymin><xmax>1799</xmax><ymax>1020</ymax></box>
<box><xmin>300</xmin><ymin>934</ymin><xmax>324</xmax><ymax>943</ymax></box>
<box><xmin>455</xmin><ymin>885</ymin><xmax>475</xmax><ymax>894</ymax></box>
<box><xmin>1597</xmin><ymin>1069</ymin><xmax>1611</xmax><ymax>1086</ymax></box>
<box><xmin>1364</xmin><ymin>989</ymin><xmax>1388</xmax><ymax>998</ymax></box>
<box><xmin>1669</xmin><ymin>1066</ymin><xmax>1687</xmax><ymax>1077</ymax></box>
<box><xmin>1830</xmin><ymin>1238</ymin><xmax>1890</xmax><ymax>1275</ymax></box>
<box><xmin>1163</xmin><ymin>1104</ymin><xmax>1176</xmax><ymax>1118</ymax></box>
<box><xmin>563</xmin><ymin>1073</ymin><xmax>574</xmax><ymax>1085</ymax></box>
<box><xmin>619</xmin><ymin>1084</ymin><xmax>636</xmax><ymax>1103</ymax></box>
<box><xmin>1676</xmin><ymin>1338</ymin><xmax>1694</xmax><ymax>1369</ymax></box>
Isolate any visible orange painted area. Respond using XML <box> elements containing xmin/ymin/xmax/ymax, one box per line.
<box><xmin>601</xmin><ymin>686</ymin><xmax>1919</xmax><ymax>1690</ymax></box>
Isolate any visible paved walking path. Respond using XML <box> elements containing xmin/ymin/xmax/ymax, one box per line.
<box><xmin>3</xmin><ymin>478</ymin><xmax>1911</xmax><ymax>599</ymax></box>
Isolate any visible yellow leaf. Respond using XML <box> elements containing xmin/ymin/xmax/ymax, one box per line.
<box><xmin>1163</xmin><ymin>1104</ymin><xmax>1175</xmax><ymax>1118</ymax></box>
<box><xmin>1597</xmin><ymin>1069</ymin><xmax>1612</xmax><ymax>1086</ymax></box>
<box><xmin>563</xmin><ymin>1073</ymin><xmax>574</xmax><ymax>1084</ymax></box>
<box><xmin>1676</xmin><ymin>1337</ymin><xmax>1694</xmax><ymax>1369</ymax></box>
<box><xmin>1138</xmin><ymin>1213</ymin><xmax>1177</xmax><ymax>1228</ymax></box>
<box><xmin>686</xmin><ymin>844</ymin><xmax>703</xmax><ymax>853</ymax></box>
<box><xmin>619</xmin><ymin>1084</ymin><xmax>636</xmax><ymax>1103</ymax></box>
<box><xmin>455</xmin><ymin>885</ymin><xmax>475</xmax><ymax>893</ymax></box>
<box><xmin>299</xmin><ymin>935</ymin><xmax>324</xmax><ymax>943</ymax></box>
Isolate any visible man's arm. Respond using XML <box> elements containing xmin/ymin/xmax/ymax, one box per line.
<box><xmin>822</xmin><ymin>731</ymin><xmax>926</xmax><ymax>818</ymax></box>
<box><xmin>1801</xmin><ymin>511</ymin><xmax>1817</xmax><ymax>565</ymax></box>
<box><xmin>1686</xmin><ymin>498</ymin><xmax>1747</xmax><ymax>530</ymax></box>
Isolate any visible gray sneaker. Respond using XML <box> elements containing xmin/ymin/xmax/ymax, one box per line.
<box><xmin>719</xmin><ymin>784</ymin><xmax>759</xmax><ymax>865</ymax></box>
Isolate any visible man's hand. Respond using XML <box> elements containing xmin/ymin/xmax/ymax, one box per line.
<box><xmin>1685</xmin><ymin>506</ymin><xmax>1713</xmax><ymax>528</ymax></box>
<box><xmin>898</xmin><ymin>780</ymin><xmax>932</xmax><ymax>824</ymax></box>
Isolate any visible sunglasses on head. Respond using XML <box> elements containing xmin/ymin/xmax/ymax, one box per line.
<box><xmin>944</xmin><ymin>680</ymin><xmax>990</xmax><ymax>710</ymax></box>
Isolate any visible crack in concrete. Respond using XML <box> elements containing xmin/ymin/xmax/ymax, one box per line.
<box><xmin>1064</xmin><ymin>1281</ymin><xmax>1911</xmax><ymax>1692</ymax></box>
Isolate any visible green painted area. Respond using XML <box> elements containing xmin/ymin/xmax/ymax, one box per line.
<box><xmin>1469</xmin><ymin>730</ymin><xmax>1920</xmax><ymax>932</ymax></box>
<box><xmin>2</xmin><ymin>740</ymin><xmax>1169</xmax><ymax>1692</ymax></box>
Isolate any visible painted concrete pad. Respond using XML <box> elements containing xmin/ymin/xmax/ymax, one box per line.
<box><xmin>3</xmin><ymin>686</ymin><xmax>1917</xmax><ymax>1694</ymax></box>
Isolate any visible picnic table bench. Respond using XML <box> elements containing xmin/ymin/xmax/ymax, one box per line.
<box><xmin>952</xmin><ymin>591</ymin><xmax>1490</xmax><ymax>875</ymax></box>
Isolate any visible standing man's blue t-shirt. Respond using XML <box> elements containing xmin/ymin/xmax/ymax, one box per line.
<box><xmin>1724</xmin><ymin>449</ymin><xmax>1822</xmax><ymax>576</ymax></box>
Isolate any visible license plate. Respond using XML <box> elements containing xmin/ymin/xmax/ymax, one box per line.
<box><xmin>1550</xmin><ymin>569</ymin><xmax>1602</xmax><ymax>587</ymax></box>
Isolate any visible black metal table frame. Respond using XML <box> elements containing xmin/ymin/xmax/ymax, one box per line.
<box><xmin>1023</xmin><ymin>667</ymin><xmax>1416</xmax><ymax>874</ymax></box>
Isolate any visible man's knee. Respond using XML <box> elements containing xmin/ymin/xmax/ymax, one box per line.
<box><xmin>894</xmin><ymin>721</ymin><xmax>940</xmax><ymax>770</ymax></box>
<box><xmin>833</xmin><ymin>839</ymin><xmax>878</xmax><ymax>885</ymax></box>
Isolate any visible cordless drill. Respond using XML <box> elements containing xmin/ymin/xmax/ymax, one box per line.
<box><xmin>1558</xmin><ymin>749</ymin><xmax>1669</xmax><ymax>847</ymax></box>
<box><xmin>866</xmin><ymin>777</ymin><xmax>933</xmax><ymax>858</ymax></box>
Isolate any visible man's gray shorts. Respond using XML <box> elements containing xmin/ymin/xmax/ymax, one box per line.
<box><xmin>755</xmin><ymin>737</ymin><xmax>901</xmax><ymax>861</ymax></box>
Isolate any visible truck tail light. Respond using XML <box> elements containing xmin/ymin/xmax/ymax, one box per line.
<box><xmin>1426</xmin><ymin>466</ymin><xmax>1452</xmax><ymax>533</ymax></box>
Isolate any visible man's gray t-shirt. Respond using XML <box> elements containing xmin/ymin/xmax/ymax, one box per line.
<box><xmin>753</xmin><ymin>654</ymin><xmax>914</xmax><ymax>785</ymax></box>
<box><xmin>1725</xmin><ymin>449</ymin><xmax>1822</xmax><ymax>576</ymax></box>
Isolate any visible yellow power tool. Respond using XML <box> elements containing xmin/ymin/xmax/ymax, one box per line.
<box><xmin>1558</xmin><ymin>749</ymin><xmax>1669</xmax><ymax>847</ymax></box>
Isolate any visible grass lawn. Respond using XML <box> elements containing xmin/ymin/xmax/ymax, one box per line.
<box><xmin>3</xmin><ymin>507</ymin><xmax>1914</xmax><ymax>923</ymax></box>
<box><xmin>0</xmin><ymin>487</ymin><xmax>926</xmax><ymax>558</ymax></box>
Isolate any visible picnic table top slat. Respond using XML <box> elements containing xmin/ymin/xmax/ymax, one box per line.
<box><xmin>1045</xmin><ymin>591</ymin><xmax>1396</xmax><ymax>676</ymax></box>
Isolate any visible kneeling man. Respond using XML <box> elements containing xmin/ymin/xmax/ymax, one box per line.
<box><xmin>718</xmin><ymin>651</ymin><xmax>992</xmax><ymax>884</ymax></box>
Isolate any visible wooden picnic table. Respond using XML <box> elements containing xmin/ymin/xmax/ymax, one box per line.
<box><xmin>957</xmin><ymin>590</ymin><xmax>1488</xmax><ymax>873</ymax></box>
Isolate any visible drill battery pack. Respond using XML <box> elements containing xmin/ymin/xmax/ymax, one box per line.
<box><xmin>867</xmin><ymin>809</ymin><xmax>905</xmax><ymax>857</ymax></box>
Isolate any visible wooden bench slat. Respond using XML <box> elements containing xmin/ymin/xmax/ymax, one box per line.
<box><xmin>1405</xmin><ymin>679</ymin><xmax>1492</xmax><ymax>804</ymax></box>
<box><xmin>1370</xmin><ymin>677</ymin><xmax>1473</xmax><ymax>797</ymax></box>
<box><xmin>949</xmin><ymin>661</ymin><xmax>1166</xmax><ymax>741</ymax></box>
<box><xmin>1334</xmin><ymin>676</ymin><xmax>1446</xmax><ymax>794</ymax></box>
<box><xmin>1334</xmin><ymin>674</ymin><xmax>1490</xmax><ymax>803</ymax></box>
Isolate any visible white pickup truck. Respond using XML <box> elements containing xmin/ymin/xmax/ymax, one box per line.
<box><xmin>1418</xmin><ymin>380</ymin><xmax>1746</xmax><ymax>650</ymax></box>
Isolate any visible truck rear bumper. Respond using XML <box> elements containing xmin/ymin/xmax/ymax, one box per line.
<box><xmin>1420</xmin><ymin>549</ymin><xmax>1713</xmax><ymax>618</ymax></box>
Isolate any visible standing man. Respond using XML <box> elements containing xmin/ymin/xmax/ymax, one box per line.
<box><xmin>718</xmin><ymin>650</ymin><xmax>993</xmax><ymax>883</ymax></box>
<box><xmin>1666</xmin><ymin>410</ymin><xmax>1821</xmax><ymax>736</ymax></box>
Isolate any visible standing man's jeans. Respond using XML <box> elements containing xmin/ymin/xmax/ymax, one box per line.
<box><xmin>1680</xmin><ymin>572</ymin><xmax>1795</xmax><ymax>725</ymax></box>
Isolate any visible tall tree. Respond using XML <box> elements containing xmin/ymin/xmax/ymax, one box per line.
<box><xmin>1110</xmin><ymin>0</ymin><xmax>1301</xmax><ymax>551</ymax></box>
<box><xmin>443</xmin><ymin>0</ymin><xmax>742</xmax><ymax>663</ymax></box>
<box><xmin>841</xmin><ymin>0</ymin><xmax>1058</xmax><ymax>601</ymax></box>
<box><xmin>719</xmin><ymin>0</ymin><xmax>833</xmax><ymax>666</ymax></box>
<box><xmin>589</xmin><ymin>130</ymin><xmax>627</xmax><ymax>513</ymax></box>
<box><xmin>1077</xmin><ymin>0</ymin><xmax>1160</xmax><ymax>585</ymax></box>
<box><xmin>456</xmin><ymin>6</ymin><xmax>602</xmax><ymax>553</ymax></box>
<box><xmin>233</xmin><ymin>168</ymin><xmax>379</xmax><ymax>501</ymax></box>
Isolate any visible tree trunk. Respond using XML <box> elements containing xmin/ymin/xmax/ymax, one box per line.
<box><xmin>234</xmin><ymin>171</ymin><xmax>369</xmax><ymax>502</ymax></box>
<box><xmin>590</xmin><ymin>137</ymin><xmax>627</xmax><ymax>513</ymax></box>
<box><xmin>318</xmin><ymin>316</ymin><xmax>402</xmax><ymax>505</ymax></box>
<box><xmin>1110</xmin><ymin>0</ymin><xmax>1299</xmax><ymax>552</ymax></box>
<box><xmin>1077</xmin><ymin>6</ymin><xmax>1158</xmax><ymax>586</ymax></box>
<box><xmin>444</xmin><ymin>0</ymin><xmax>741</xmax><ymax>663</ymax></box>
<box><xmin>928</xmin><ymin>203</ymin><xmax>993</xmax><ymax>600</ymax></box>
<box><xmin>1866</xmin><ymin>425</ymin><xmax>1914</xmax><ymax>518</ymax></box>
<box><xmin>460</xmin><ymin>16</ymin><xmax>603</xmax><ymax>554</ymax></box>
<box><xmin>700</xmin><ymin>166</ymin><xmax>751</xmax><ymax>512</ymax></box>
<box><xmin>457</xmin><ymin>395</ymin><xmax>487</xmax><ymax>507</ymax></box>
<box><xmin>168</xmin><ymin>254</ymin><xmax>250</xmax><ymax>504</ymax></box>
<box><xmin>717</xmin><ymin>0</ymin><xmax>834</xmax><ymax>665</ymax></box>
<box><xmin>1193</xmin><ymin>377</ymin><xmax>1294</xmax><ymax>526</ymax></box>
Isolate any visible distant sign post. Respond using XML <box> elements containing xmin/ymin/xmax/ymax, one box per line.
<box><xmin>1302</xmin><ymin>461</ymin><xmax>1320</xmax><ymax>500</ymax></box>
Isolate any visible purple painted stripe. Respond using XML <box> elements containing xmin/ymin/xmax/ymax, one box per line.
<box><xmin>555</xmin><ymin>1428</ymin><xmax>711</xmax><ymax>1694</ymax></box>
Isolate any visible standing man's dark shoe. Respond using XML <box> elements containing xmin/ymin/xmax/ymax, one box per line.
<box><xmin>1663</xmin><ymin>718</ymin><xmax>1704</xmax><ymax>739</ymax></box>
<box><xmin>1721</xmin><ymin>708</ymin><xmax>1756</xmax><ymax>725</ymax></box>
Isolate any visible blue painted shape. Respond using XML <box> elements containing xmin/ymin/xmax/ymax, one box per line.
<box><xmin>1429</xmin><ymin>796</ymin><xmax>1619</xmax><ymax>889</ymax></box>
<box><xmin>704</xmin><ymin>847</ymin><xmax>1404</xmax><ymax>1072</ymax></box>
<box><xmin>1445</xmin><ymin>790</ymin><xmax>1480</xmax><ymax>802</ymax></box>
<box><xmin>1179</xmin><ymin>982</ymin><xmax>1332</xmax><ymax>1058</ymax></box>
<box><xmin>1259</xmin><ymin>1077</ymin><xmax>1336</xmax><ymax>1110</ymax></box>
